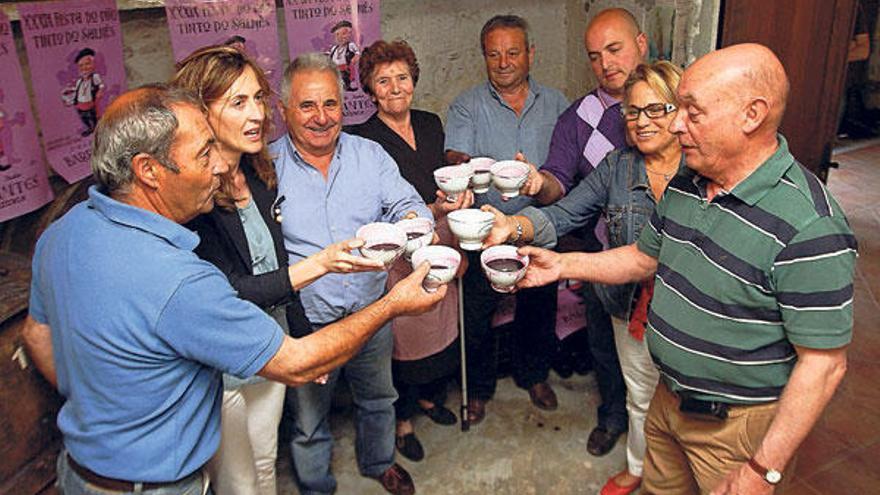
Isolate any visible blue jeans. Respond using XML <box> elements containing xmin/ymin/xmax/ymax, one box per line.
<box><xmin>285</xmin><ymin>323</ymin><xmax>396</xmax><ymax>495</ymax></box>
<box><xmin>57</xmin><ymin>451</ymin><xmax>210</xmax><ymax>494</ymax></box>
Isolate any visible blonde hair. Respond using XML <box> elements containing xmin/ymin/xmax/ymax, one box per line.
<box><xmin>171</xmin><ymin>45</ymin><xmax>276</xmax><ymax>210</ymax></box>
<box><xmin>624</xmin><ymin>61</ymin><xmax>682</xmax><ymax>105</ymax></box>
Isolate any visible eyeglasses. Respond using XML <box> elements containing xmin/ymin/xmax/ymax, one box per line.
<box><xmin>620</xmin><ymin>103</ymin><xmax>677</xmax><ymax>121</ymax></box>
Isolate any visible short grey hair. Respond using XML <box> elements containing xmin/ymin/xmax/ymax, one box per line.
<box><xmin>280</xmin><ymin>52</ymin><xmax>344</xmax><ymax>105</ymax></box>
<box><xmin>480</xmin><ymin>15</ymin><xmax>532</xmax><ymax>54</ymax></box>
<box><xmin>91</xmin><ymin>84</ymin><xmax>203</xmax><ymax>195</ymax></box>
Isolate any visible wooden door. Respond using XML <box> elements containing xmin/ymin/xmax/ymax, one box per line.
<box><xmin>720</xmin><ymin>0</ymin><xmax>858</xmax><ymax>179</ymax></box>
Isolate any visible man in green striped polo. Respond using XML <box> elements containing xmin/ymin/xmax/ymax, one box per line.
<box><xmin>515</xmin><ymin>43</ymin><xmax>856</xmax><ymax>494</ymax></box>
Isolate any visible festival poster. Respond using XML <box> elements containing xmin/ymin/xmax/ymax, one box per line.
<box><xmin>0</xmin><ymin>11</ymin><xmax>53</xmax><ymax>222</ymax></box>
<box><xmin>165</xmin><ymin>0</ymin><xmax>286</xmax><ymax>141</ymax></box>
<box><xmin>283</xmin><ymin>0</ymin><xmax>381</xmax><ymax>125</ymax></box>
<box><xmin>18</xmin><ymin>0</ymin><xmax>126</xmax><ymax>183</ymax></box>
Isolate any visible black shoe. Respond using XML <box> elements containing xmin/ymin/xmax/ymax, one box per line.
<box><xmin>587</xmin><ymin>426</ymin><xmax>625</xmax><ymax>456</ymax></box>
<box><xmin>395</xmin><ymin>433</ymin><xmax>424</xmax><ymax>462</ymax></box>
<box><xmin>421</xmin><ymin>404</ymin><xmax>457</xmax><ymax>425</ymax></box>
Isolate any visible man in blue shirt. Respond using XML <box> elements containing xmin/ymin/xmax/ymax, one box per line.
<box><xmin>271</xmin><ymin>54</ymin><xmax>431</xmax><ymax>495</ymax></box>
<box><xmin>444</xmin><ymin>15</ymin><xmax>569</xmax><ymax>422</ymax></box>
<box><xmin>22</xmin><ymin>85</ymin><xmax>443</xmax><ymax>495</ymax></box>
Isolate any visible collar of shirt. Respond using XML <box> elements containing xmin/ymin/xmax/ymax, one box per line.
<box><xmin>725</xmin><ymin>134</ymin><xmax>795</xmax><ymax>206</ymax></box>
<box><xmin>485</xmin><ymin>76</ymin><xmax>538</xmax><ymax>114</ymax></box>
<box><xmin>87</xmin><ymin>185</ymin><xmax>199</xmax><ymax>251</ymax></box>
<box><xmin>596</xmin><ymin>86</ymin><xmax>622</xmax><ymax>109</ymax></box>
<box><xmin>280</xmin><ymin>131</ymin><xmax>346</xmax><ymax>178</ymax></box>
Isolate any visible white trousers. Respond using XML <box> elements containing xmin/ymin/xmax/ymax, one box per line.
<box><xmin>207</xmin><ymin>380</ymin><xmax>285</xmax><ymax>495</ymax></box>
<box><xmin>612</xmin><ymin>318</ymin><xmax>660</xmax><ymax>477</ymax></box>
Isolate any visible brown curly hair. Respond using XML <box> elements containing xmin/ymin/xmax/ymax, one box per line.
<box><xmin>358</xmin><ymin>40</ymin><xmax>420</xmax><ymax>97</ymax></box>
<box><xmin>171</xmin><ymin>45</ymin><xmax>277</xmax><ymax>210</ymax></box>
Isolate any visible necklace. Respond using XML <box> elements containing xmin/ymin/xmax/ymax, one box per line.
<box><xmin>646</xmin><ymin>166</ymin><xmax>675</xmax><ymax>181</ymax></box>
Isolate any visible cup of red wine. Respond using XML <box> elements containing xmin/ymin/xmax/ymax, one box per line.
<box><xmin>490</xmin><ymin>160</ymin><xmax>530</xmax><ymax>199</ymax></box>
<box><xmin>395</xmin><ymin>217</ymin><xmax>435</xmax><ymax>260</ymax></box>
<box><xmin>356</xmin><ymin>222</ymin><xmax>407</xmax><ymax>268</ymax></box>
<box><xmin>434</xmin><ymin>163</ymin><xmax>473</xmax><ymax>202</ymax></box>
<box><xmin>466</xmin><ymin>157</ymin><xmax>496</xmax><ymax>194</ymax></box>
<box><xmin>411</xmin><ymin>245</ymin><xmax>461</xmax><ymax>293</ymax></box>
<box><xmin>480</xmin><ymin>245</ymin><xmax>529</xmax><ymax>293</ymax></box>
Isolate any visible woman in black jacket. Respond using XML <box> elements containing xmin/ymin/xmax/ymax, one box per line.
<box><xmin>173</xmin><ymin>46</ymin><xmax>381</xmax><ymax>495</ymax></box>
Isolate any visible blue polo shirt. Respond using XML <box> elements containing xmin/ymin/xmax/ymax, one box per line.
<box><xmin>28</xmin><ymin>187</ymin><xmax>284</xmax><ymax>482</ymax></box>
<box><xmin>444</xmin><ymin>78</ymin><xmax>569</xmax><ymax>214</ymax></box>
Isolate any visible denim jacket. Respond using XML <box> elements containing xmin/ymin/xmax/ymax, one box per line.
<box><xmin>520</xmin><ymin>147</ymin><xmax>685</xmax><ymax>319</ymax></box>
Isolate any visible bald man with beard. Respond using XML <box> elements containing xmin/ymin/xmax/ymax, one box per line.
<box><xmin>514</xmin><ymin>43</ymin><xmax>856</xmax><ymax>494</ymax></box>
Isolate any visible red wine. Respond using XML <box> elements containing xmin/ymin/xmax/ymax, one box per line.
<box><xmin>406</xmin><ymin>231</ymin><xmax>428</xmax><ymax>240</ymax></box>
<box><xmin>367</xmin><ymin>243</ymin><xmax>402</xmax><ymax>251</ymax></box>
<box><xmin>430</xmin><ymin>264</ymin><xmax>450</xmax><ymax>270</ymax></box>
<box><xmin>474</xmin><ymin>170</ymin><xmax>491</xmax><ymax>175</ymax></box>
<box><xmin>486</xmin><ymin>258</ymin><xmax>524</xmax><ymax>272</ymax></box>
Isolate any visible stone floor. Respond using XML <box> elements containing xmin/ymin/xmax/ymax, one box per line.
<box><xmin>276</xmin><ymin>141</ymin><xmax>880</xmax><ymax>495</ymax></box>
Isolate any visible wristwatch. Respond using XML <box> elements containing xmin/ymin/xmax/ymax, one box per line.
<box><xmin>747</xmin><ymin>457</ymin><xmax>782</xmax><ymax>485</ymax></box>
<box><xmin>509</xmin><ymin>217</ymin><xmax>523</xmax><ymax>244</ymax></box>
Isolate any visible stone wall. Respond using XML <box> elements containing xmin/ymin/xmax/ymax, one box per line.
<box><xmin>5</xmin><ymin>0</ymin><xmax>718</xmax><ymax>126</ymax></box>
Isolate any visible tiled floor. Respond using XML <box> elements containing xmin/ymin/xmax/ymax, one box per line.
<box><xmin>276</xmin><ymin>144</ymin><xmax>880</xmax><ymax>494</ymax></box>
<box><xmin>788</xmin><ymin>142</ymin><xmax>880</xmax><ymax>493</ymax></box>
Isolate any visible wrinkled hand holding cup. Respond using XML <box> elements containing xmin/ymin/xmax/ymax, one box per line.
<box><xmin>481</xmin><ymin>245</ymin><xmax>530</xmax><ymax>293</ymax></box>
<box><xmin>411</xmin><ymin>245</ymin><xmax>461</xmax><ymax>293</ymax></box>
<box><xmin>356</xmin><ymin>222</ymin><xmax>407</xmax><ymax>268</ymax></box>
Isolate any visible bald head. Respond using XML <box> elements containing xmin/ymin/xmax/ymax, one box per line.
<box><xmin>584</xmin><ymin>8</ymin><xmax>647</xmax><ymax>97</ymax></box>
<box><xmin>687</xmin><ymin>43</ymin><xmax>789</xmax><ymax>129</ymax></box>
<box><xmin>586</xmin><ymin>8</ymin><xmax>641</xmax><ymax>39</ymax></box>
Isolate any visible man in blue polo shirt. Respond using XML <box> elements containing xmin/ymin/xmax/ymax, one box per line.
<box><xmin>22</xmin><ymin>85</ymin><xmax>443</xmax><ymax>495</ymax></box>
<box><xmin>444</xmin><ymin>14</ymin><xmax>570</xmax><ymax>422</ymax></box>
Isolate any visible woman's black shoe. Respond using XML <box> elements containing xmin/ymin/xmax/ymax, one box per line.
<box><xmin>395</xmin><ymin>433</ymin><xmax>424</xmax><ymax>462</ymax></box>
<box><xmin>421</xmin><ymin>405</ymin><xmax>457</xmax><ymax>425</ymax></box>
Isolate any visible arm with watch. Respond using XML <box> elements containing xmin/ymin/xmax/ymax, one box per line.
<box><xmin>711</xmin><ymin>345</ymin><xmax>848</xmax><ymax>494</ymax></box>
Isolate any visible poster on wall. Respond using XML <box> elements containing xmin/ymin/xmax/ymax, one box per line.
<box><xmin>18</xmin><ymin>0</ymin><xmax>126</xmax><ymax>184</ymax></box>
<box><xmin>165</xmin><ymin>0</ymin><xmax>286</xmax><ymax>141</ymax></box>
<box><xmin>0</xmin><ymin>11</ymin><xmax>53</xmax><ymax>222</ymax></box>
<box><xmin>283</xmin><ymin>0</ymin><xmax>381</xmax><ymax>125</ymax></box>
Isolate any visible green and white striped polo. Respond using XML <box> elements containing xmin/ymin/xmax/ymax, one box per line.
<box><xmin>637</xmin><ymin>135</ymin><xmax>857</xmax><ymax>404</ymax></box>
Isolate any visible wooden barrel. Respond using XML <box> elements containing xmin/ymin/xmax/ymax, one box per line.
<box><xmin>0</xmin><ymin>251</ymin><xmax>62</xmax><ymax>495</ymax></box>
<box><xmin>0</xmin><ymin>176</ymin><xmax>95</xmax><ymax>494</ymax></box>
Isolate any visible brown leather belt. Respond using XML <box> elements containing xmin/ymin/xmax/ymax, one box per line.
<box><xmin>66</xmin><ymin>453</ymin><xmax>198</xmax><ymax>492</ymax></box>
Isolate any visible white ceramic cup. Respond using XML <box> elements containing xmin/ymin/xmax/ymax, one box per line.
<box><xmin>395</xmin><ymin>217</ymin><xmax>435</xmax><ymax>259</ymax></box>
<box><xmin>447</xmin><ymin>208</ymin><xmax>495</xmax><ymax>251</ymax></box>
<box><xmin>434</xmin><ymin>164</ymin><xmax>474</xmax><ymax>202</ymax></box>
<box><xmin>480</xmin><ymin>245</ymin><xmax>529</xmax><ymax>293</ymax></box>
<box><xmin>466</xmin><ymin>157</ymin><xmax>496</xmax><ymax>194</ymax></box>
<box><xmin>411</xmin><ymin>245</ymin><xmax>461</xmax><ymax>292</ymax></box>
<box><xmin>490</xmin><ymin>160</ymin><xmax>530</xmax><ymax>199</ymax></box>
<box><xmin>355</xmin><ymin>222</ymin><xmax>407</xmax><ymax>267</ymax></box>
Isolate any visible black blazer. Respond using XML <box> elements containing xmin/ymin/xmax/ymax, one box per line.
<box><xmin>186</xmin><ymin>159</ymin><xmax>311</xmax><ymax>337</ymax></box>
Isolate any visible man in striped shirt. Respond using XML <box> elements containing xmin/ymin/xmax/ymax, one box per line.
<box><xmin>515</xmin><ymin>43</ymin><xmax>856</xmax><ymax>494</ymax></box>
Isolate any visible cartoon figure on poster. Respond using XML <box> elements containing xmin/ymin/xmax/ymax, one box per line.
<box><xmin>0</xmin><ymin>89</ymin><xmax>27</xmax><ymax>172</ymax></box>
<box><xmin>327</xmin><ymin>20</ymin><xmax>360</xmax><ymax>92</ymax></box>
<box><xmin>61</xmin><ymin>47</ymin><xmax>105</xmax><ymax>137</ymax></box>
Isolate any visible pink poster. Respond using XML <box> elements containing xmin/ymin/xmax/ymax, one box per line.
<box><xmin>0</xmin><ymin>11</ymin><xmax>53</xmax><ymax>222</ymax></box>
<box><xmin>283</xmin><ymin>0</ymin><xmax>381</xmax><ymax>125</ymax></box>
<box><xmin>165</xmin><ymin>0</ymin><xmax>286</xmax><ymax>141</ymax></box>
<box><xmin>18</xmin><ymin>0</ymin><xmax>126</xmax><ymax>184</ymax></box>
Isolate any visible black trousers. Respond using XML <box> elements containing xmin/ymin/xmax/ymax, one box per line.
<box><xmin>462</xmin><ymin>250</ymin><xmax>557</xmax><ymax>400</ymax></box>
